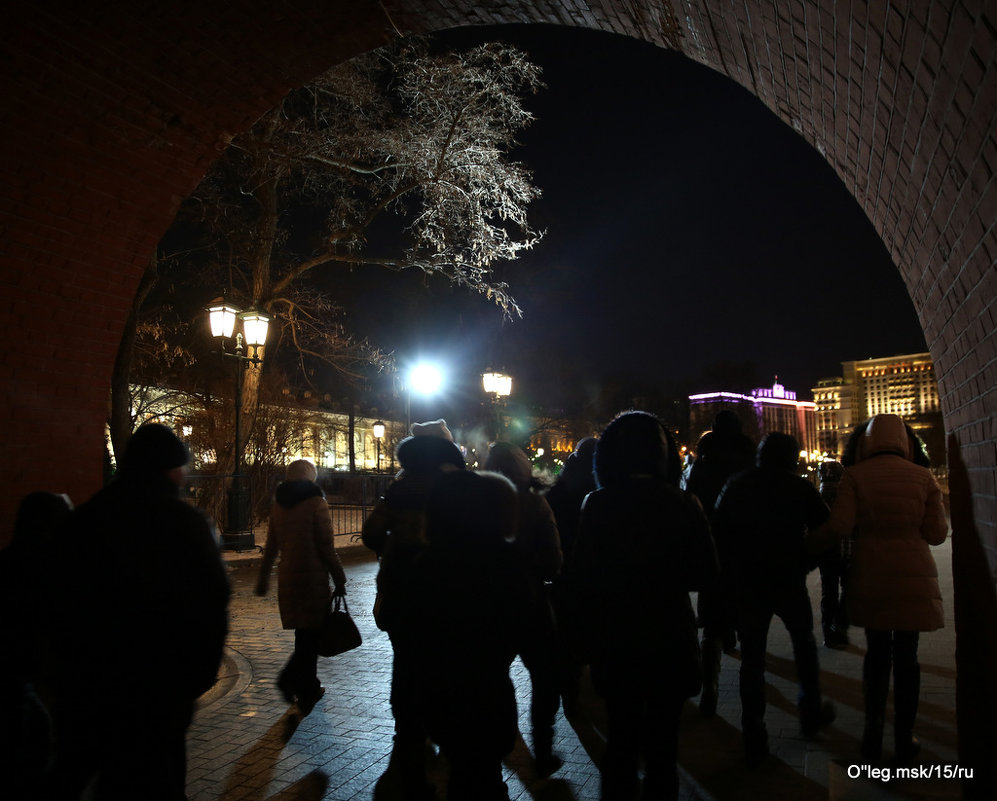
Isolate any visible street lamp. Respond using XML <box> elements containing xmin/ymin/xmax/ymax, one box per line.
<box><xmin>482</xmin><ymin>370</ymin><xmax>512</xmax><ymax>439</ymax></box>
<box><xmin>206</xmin><ymin>299</ymin><xmax>270</xmax><ymax>551</ymax></box>
<box><xmin>373</xmin><ymin>420</ymin><xmax>385</xmax><ymax>473</ymax></box>
<box><xmin>405</xmin><ymin>362</ymin><xmax>443</xmax><ymax>429</ymax></box>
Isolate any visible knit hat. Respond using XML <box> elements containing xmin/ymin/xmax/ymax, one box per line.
<box><xmin>409</xmin><ymin>418</ymin><xmax>453</xmax><ymax>441</ymax></box>
<box><xmin>120</xmin><ymin>423</ymin><xmax>190</xmax><ymax>476</ymax></box>
<box><xmin>396</xmin><ymin>435</ymin><xmax>466</xmax><ymax>472</ymax></box>
<box><xmin>285</xmin><ymin>459</ymin><xmax>318</xmax><ymax>482</ymax></box>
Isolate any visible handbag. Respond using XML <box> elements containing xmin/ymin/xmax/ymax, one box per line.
<box><xmin>317</xmin><ymin>594</ymin><xmax>362</xmax><ymax>657</ymax></box>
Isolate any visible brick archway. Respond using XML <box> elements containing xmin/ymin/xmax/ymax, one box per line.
<box><xmin>2</xmin><ymin>0</ymin><xmax>994</xmax><ymax>781</ymax></box>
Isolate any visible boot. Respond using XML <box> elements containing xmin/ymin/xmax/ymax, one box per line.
<box><xmin>893</xmin><ymin>645</ymin><xmax>921</xmax><ymax>762</ymax></box>
<box><xmin>532</xmin><ymin>725</ymin><xmax>562</xmax><ymax>777</ymax></box>
<box><xmin>699</xmin><ymin>635</ymin><xmax>722</xmax><ymax>717</ymax></box>
<box><xmin>861</xmin><ymin>634</ymin><xmax>890</xmax><ymax>761</ymax></box>
<box><xmin>861</xmin><ymin>716</ymin><xmax>884</xmax><ymax>762</ymax></box>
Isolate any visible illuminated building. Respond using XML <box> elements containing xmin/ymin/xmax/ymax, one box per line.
<box><xmin>689</xmin><ymin>379</ymin><xmax>818</xmax><ymax>457</ymax></box>
<box><xmin>812</xmin><ymin>352</ymin><xmax>943</xmax><ymax>466</ymax></box>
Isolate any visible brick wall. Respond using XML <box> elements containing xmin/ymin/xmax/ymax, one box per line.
<box><xmin>2</xmin><ymin>0</ymin><xmax>994</xmax><ymax>784</ymax></box>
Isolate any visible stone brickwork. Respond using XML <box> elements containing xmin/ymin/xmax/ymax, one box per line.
<box><xmin>0</xmin><ymin>0</ymin><xmax>994</xmax><ymax>776</ymax></box>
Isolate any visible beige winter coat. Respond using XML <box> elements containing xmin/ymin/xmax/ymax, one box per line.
<box><xmin>809</xmin><ymin>414</ymin><xmax>947</xmax><ymax>632</ymax></box>
<box><xmin>257</xmin><ymin>480</ymin><xmax>346</xmax><ymax>630</ymax></box>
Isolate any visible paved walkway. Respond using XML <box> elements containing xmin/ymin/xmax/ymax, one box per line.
<box><xmin>187</xmin><ymin>537</ymin><xmax>964</xmax><ymax>801</ymax></box>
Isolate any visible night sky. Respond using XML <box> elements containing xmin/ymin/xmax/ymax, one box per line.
<box><xmin>343</xmin><ymin>24</ymin><xmax>927</xmax><ymax>417</ymax></box>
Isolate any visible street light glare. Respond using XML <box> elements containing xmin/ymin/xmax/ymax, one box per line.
<box><xmin>409</xmin><ymin>363</ymin><xmax>443</xmax><ymax>395</ymax></box>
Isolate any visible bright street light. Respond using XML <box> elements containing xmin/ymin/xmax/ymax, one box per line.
<box><xmin>409</xmin><ymin>363</ymin><xmax>443</xmax><ymax>395</ymax></box>
<box><xmin>405</xmin><ymin>362</ymin><xmax>444</xmax><ymax>428</ymax></box>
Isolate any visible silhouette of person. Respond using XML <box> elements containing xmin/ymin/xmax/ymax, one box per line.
<box><xmin>544</xmin><ymin>436</ymin><xmax>597</xmax><ymax>716</ymax></box>
<box><xmin>1</xmin><ymin>492</ymin><xmax>73</xmax><ymax>800</ymax></box>
<box><xmin>47</xmin><ymin>423</ymin><xmax>230</xmax><ymax>801</ymax></box>
<box><xmin>484</xmin><ymin>441</ymin><xmax>564</xmax><ymax>775</ymax></box>
<box><xmin>815</xmin><ymin>459</ymin><xmax>848</xmax><ymax>648</ymax></box>
<box><xmin>809</xmin><ymin>413</ymin><xmax>947</xmax><ymax>762</ymax></box>
<box><xmin>570</xmin><ymin>410</ymin><xmax>718</xmax><ymax>801</ymax></box>
<box><xmin>545</xmin><ymin>436</ymin><xmax>597</xmax><ymax>563</ymax></box>
<box><xmin>256</xmin><ymin>459</ymin><xmax>346</xmax><ymax>714</ymax></box>
<box><xmin>713</xmin><ymin>432</ymin><xmax>835</xmax><ymax>766</ymax></box>
<box><xmin>361</xmin><ymin>420</ymin><xmax>465</xmax><ymax>801</ymax></box>
<box><xmin>685</xmin><ymin>409</ymin><xmax>755</xmax><ymax>716</ymax></box>
<box><xmin>414</xmin><ymin>469</ymin><xmax>529</xmax><ymax>801</ymax></box>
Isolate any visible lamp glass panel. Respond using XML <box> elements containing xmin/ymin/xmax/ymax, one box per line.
<box><xmin>373</xmin><ymin>422</ymin><xmax>385</xmax><ymax>439</ymax></box>
<box><xmin>207</xmin><ymin>303</ymin><xmax>239</xmax><ymax>339</ymax></box>
<box><xmin>239</xmin><ymin>311</ymin><xmax>270</xmax><ymax>347</ymax></box>
<box><xmin>483</xmin><ymin>372</ymin><xmax>512</xmax><ymax>396</ymax></box>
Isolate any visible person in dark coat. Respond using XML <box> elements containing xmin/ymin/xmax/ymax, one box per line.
<box><xmin>47</xmin><ymin>423</ymin><xmax>230</xmax><ymax>801</ymax></box>
<box><xmin>413</xmin><ymin>469</ymin><xmax>529</xmax><ymax>801</ymax></box>
<box><xmin>256</xmin><ymin>459</ymin><xmax>346</xmax><ymax>714</ymax></box>
<box><xmin>484</xmin><ymin>441</ymin><xmax>564</xmax><ymax>775</ymax></box>
<box><xmin>1</xmin><ymin>492</ymin><xmax>73</xmax><ymax>800</ymax></box>
<box><xmin>816</xmin><ymin>459</ymin><xmax>849</xmax><ymax>648</ymax></box>
<box><xmin>570</xmin><ymin>410</ymin><xmax>718</xmax><ymax>801</ymax></box>
<box><xmin>544</xmin><ymin>436</ymin><xmax>597</xmax><ymax>717</ymax></box>
<box><xmin>684</xmin><ymin>409</ymin><xmax>755</xmax><ymax>716</ymax></box>
<box><xmin>713</xmin><ymin>432</ymin><xmax>835</xmax><ymax>767</ymax></box>
<box><xmin>545</xmin><ymin>436</ymin><xmax>597</xmax><ymax>563</ymax></box>
<box><xmin>361</xmin><ymin>422</ymin><xmax>465</xmax><ymax>801</ymax></box>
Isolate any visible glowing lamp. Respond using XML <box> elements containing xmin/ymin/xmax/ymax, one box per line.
<box><xmin>238</xmin><ymin>310</ymin><xmax>270</xmax><ymax>348</ymax></box>
<box><xmin>482</xmin><ymin>371</ymin><xmax>512</xmax><ymax>397</ymax></box>
<box><xmin>207</xmin><ymin>300</ymin><xmax>239</xmax><ymax>339</ymax></box>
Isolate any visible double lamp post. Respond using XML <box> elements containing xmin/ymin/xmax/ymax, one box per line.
<box><xmin>206</xmin><ymin>299</ymin><xmax>270</xmax><ymax>551</ymax></box>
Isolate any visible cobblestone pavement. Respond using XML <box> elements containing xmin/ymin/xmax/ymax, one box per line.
<box><xmin>187</xmin><ymin>537</ymin><xmax>962</xmax><ymax>801</ymax></box>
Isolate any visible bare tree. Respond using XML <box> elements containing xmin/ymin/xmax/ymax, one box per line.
<box><xmin>174</xmin><ymin>36</ymin><xmax>544</xmax><ymax>444</ymax></box>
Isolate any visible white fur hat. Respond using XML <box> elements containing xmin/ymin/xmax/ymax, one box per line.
<box><xmin>409</xmin><ymin>418</ymin><xmax>454</xmax><ymax>441</ymax></box>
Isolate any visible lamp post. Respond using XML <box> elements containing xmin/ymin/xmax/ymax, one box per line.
<box><xmin>373</xmin><ymin>420</ymin><xmax>385</xmax><ymax>473</ymax></box>
<box><xmin>482</xmin><ymin>370</ymin><xmax>512</xmax><ymax>439</ymax></box>
<box><xmin>206</xmin><ymin>299</ymin><xmax>270</xmax><ymax>551</ymax></box>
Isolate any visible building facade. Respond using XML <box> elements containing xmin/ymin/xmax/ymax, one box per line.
<box><xmin>812</xmin><ymin>352</ymin><xmax>944</xmax><ymax>466</ymax></box>
<box><xmin>689</xmin><ymin>380</ymin><xmax>818</xmax><ymax>457</ymax></box>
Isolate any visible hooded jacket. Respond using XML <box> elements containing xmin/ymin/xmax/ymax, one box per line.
<box><xmin>809</xmin><ymin>414</ymin><xmax>947</xmax><ymax>631</ymax></box>
<box><xmin>258</xmin><ymin>479</ymin><xmax>346</xmax><ymax>630</ymax></box>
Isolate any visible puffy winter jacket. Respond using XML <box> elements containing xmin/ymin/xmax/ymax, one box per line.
<box><xmin>809</xmin><ymin>414</ymin><xmax>947</xmax><ymax>631</ymax></box>
<box><xmin>258</xmin><ymin>480</ymin><xmax>346</xmax><ymax>630</ymax></box>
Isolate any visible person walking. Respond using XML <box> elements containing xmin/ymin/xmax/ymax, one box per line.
<box><xmin>685</xmin><ymin>410</ymin><xmax>754</xmax><ymax>716</ymax></box>
<box><xmin>256</xmin><ymin>459</ymin><xmax>346</xmax><ymax>715</ymax></box>
<box><xmin>1</xmin><ymin>492</ymin><xmax>73</xmax><ymax>800</ymax></box>
<box><xmin>808</xmin><ymin>413</ymin><xmax>947</xmax><ymax>762</ymax></box>
<box><xmin>361</xmin><ymin>421</ymin><xmax>466</xmax><ymax>800</ymax></box>
<box><xmin>815</xmin><ymin>459</ymin><xmax>849</xmax><ymax>648</ymax></box>
<box><xmin>47</xmin><ymin>423</ymin><xmax>230</xmax><ymax>801</ymax></box>
<box><xmin>543</xmin><ymin>436</ymin><xmax>597</xmax><ymax>716</ymax></box>
<box><xmin>414</xmin><ymin>469</ymin><xmax>530</xmax><ymax>801</ymax></box>
<box><xmin>712</xmin><ymin>432</ymin><xmax>836</xmax><ymax>767</ymax></box>
<box><xmin>569</xmin><ymin>410</ymin><xmax>718</xmax><ymax>801</ymax></box>
<box><xmin>484</xmin><ymin>441</ymin><xmax>564</xmax><ymax>775</ymax></box>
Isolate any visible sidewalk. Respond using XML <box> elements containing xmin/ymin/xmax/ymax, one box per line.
<box><xmin>186</xmin><ymin>539</ymin><xmax>963</xmax><ymax>801</ymax></box>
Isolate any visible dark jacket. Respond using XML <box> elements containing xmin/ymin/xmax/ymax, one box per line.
<box><xmin>571</xmin><ymin>478</ymin><xmax>718</xmax><ymax>697</ymax></box>
<box><xmin>412</xmin><ymin>470</ymin><xmax>529</xmax><ymax>756</ymax></box>
<box><xmin>57</xmin><ymin>475</ymin><xmax>230</xmax><ymax>700</ymax></box>
<box><xmin>361</xmin><ymin>435</ymin><xmax>466</xmax><ymax>633</ymax></box>
<box><xmin>686</xmin><ymin>427</ymin><xmax>755</xmax><ymax>518</ymax></box>
<box><xmin>713</xmin><ymin>465</ymin><xmax>830</xmax><ymax>598</ymax></box>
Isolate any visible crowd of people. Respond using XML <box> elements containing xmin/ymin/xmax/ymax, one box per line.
<box><xmin>1</xmin><ymin>408</ymin><xmax>948</xmax><ymax>801</ymax></box>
